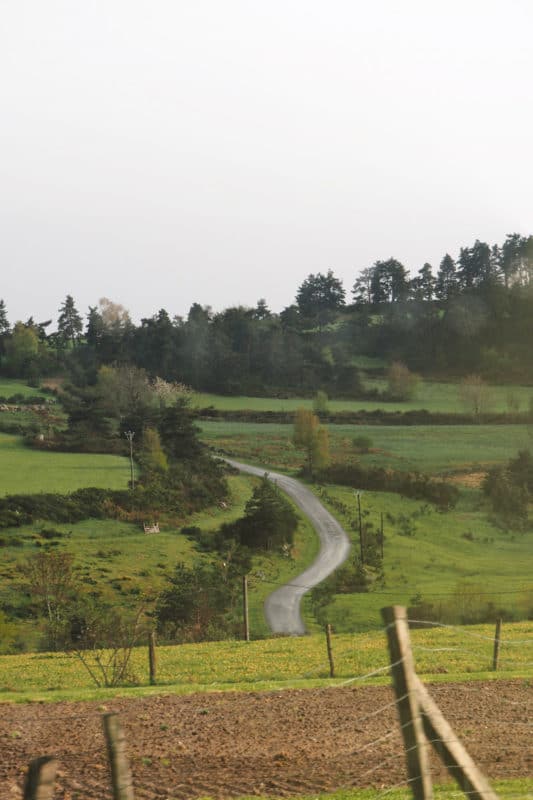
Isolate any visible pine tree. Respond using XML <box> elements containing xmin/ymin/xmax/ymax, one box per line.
<box><xmin>0</xmin><ymin>299</ymin><xmax>9</xmax><ymax>335</ymax></box>
<box><xmin>57</xmin><ymin>295</ymin><xmax>83</xmax><ymax>346</ymax></box>
<box><xmin>435</xmin><ymin>254</ymin><xmax>458</xmax><ymax>300</ymax></box>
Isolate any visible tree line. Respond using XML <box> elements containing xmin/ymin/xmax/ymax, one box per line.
<box><xmin>2</xmin><ymin>231</ymin><xmax>533</xmax><ymax>392</ymax></box>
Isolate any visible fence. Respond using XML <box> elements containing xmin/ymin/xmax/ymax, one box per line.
<box><xmin>9</xmin><ymin>607</ymin><xmax>532</xmax><ymax>799</ymax></box>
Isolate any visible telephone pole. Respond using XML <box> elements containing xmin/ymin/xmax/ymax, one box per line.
<box><xmin>124</xmin><ymin>431</ymin><xmax>135</xmax><ymax>489</ymax></box>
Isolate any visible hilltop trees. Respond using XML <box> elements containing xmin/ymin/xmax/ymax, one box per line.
<box><xmin>2</xmin><ymin>230</ymin><xmax>533</xmax><ymax>389</ymax></box>
<box><xmin>296</xmin><ymin>270</ymin><xmax>345</xmax><ymax>327</ymax></box>
<box><xmin>3</xmin><ymin>322</ymin><xmax>40</xmax><ymax>377</ymax></box>
<box><xmin>435</xmin><ymin>254</ymin><xmax>458</xmax><ymax>300</ymax></box>
<box><xmin>57</xmin><ymin>295</ymin><xmax>83</xmax><ymax>346</ymax></box>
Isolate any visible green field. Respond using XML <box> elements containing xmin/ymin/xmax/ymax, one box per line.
<box><xmin>0</xmin><ymin>379</ymin><xmax>47</xmax><ymax>399</ymax></box>
<box><xmin>311</xmin><ymin>486</ymin><xmax>533</xmax><ymax>630</ymax></box>
<box><xmin>238</xmin><ymin>783</ymin><xmax>532</xmax><ymax>800</ymax></box>
<box><xmin>0</xmin><ymin>433</ymin><xmax>133</xmax><ymax>495</ymax></box>
<box><xmin>201</xmin><ymin>420</ymin><xmax>533</xmax><ymax>475</ymax></box>
<box><xmin>193</xmin><ymin>380</ymin><xmax>533</xmax><ymax>414</ymax></box>
<box><xmin>0</xmin><ymin>474</ymin><xmax>320</xmax><ymax>646</ymax></box>
<box><xmin>0</xmin><ymin>621</ymin><xmax>531</xmax><ymax>701</ymax></box>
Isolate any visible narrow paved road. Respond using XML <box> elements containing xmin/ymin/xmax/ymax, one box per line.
<box><xmin>226</xmin><ymin>460</ymin><xmax>351</xmax><ymax>635</ymax></box>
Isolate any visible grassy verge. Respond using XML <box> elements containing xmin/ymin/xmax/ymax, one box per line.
<box><xmin>0</xmin><ymin>622</ymin><xmax>531</xmax><ymax>702</ymax></box>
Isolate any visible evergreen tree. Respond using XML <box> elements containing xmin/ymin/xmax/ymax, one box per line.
<box><xmin>370</xmin><ymin>259</ymin><xmax>409</xmax><ymax>303</ymax></box>
<box><xmin>57</xmin><ymin>295</ymin><xmax>83</xmax><ymax>346</ymax></box>
<box><xmin>86</xmin><ymin>306</ymin><xmax>104</xmax><ymax>348</ymax></box>
<box><xmin>410</xmin><ymin>263</ymin><xmax>435</xmax><ymax>301</ymax></box>
<box><xmin>352</xmin><ymin>267</ymin><xmax>374</xmax><ymax>304</ymax></box>
<box><xmin>435</xmin><ymin>254</ymin><xmax>458</xmax><ymax>300</ymax></box>
<box><xmin>0</xmin><ymin>300</ymin><xmax>10</xmax><ymax>335</ymax></box>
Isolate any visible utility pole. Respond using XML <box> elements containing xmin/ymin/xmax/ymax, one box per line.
<box><xmin>356</xmin><ymin>491</ymin><xmax>364</xmax><ymax>565</ymax></box>
<box><xmin>124</xmin><ymin>431</ymin><xmax>135</xmax><ymax>489</ymax></box>
<box><xmin>242</xmin><ymin>574</ymin><xmax>250</xmax><ymax>642</ymax></box>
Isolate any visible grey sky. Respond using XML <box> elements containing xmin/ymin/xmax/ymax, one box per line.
<box><xmin>1</xmin><ymin>1</ymin><xmax>532</xmax><ymax>325</ymax></box>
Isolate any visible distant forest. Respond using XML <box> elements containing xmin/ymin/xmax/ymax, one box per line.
<box><xmin>2</xmin><ymin>232</ymin><xmax>533</xmax><ymax>394</ymax></box>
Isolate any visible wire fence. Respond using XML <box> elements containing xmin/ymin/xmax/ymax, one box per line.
<box><xmin>2</xmin><ymin>612</ymin><xmax>532</xmax><ymax>799</ymax></box>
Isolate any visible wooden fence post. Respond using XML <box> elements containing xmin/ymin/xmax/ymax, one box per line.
<box><xmin>325</xmin><ymin>623</ymin><xmax>335</xmax><ymax>677</ymax></box>
<box><xmin>492</xmin><ymin>618</ymin><xmax>502</xmax><ymax>672</ymax></box>
<box><xmin>415</xmin><ymin>675</ymin><xmax>499</xmax><ymax>800</ymax></box>
<box><xmin>103</xmin><ymin>713</ymin><xmax>135</xmax><ymax>800</ymax></box>
<box><xmin>381</xmin><ymin>606</ymin><xmax>433</xmax><ymax>800</ymax></box>
<box><xmin>23</xmin><ymin>756</ymin><xmax>58</xmax><ymax>800</ymax></box>
<box><xmin>243</xmin><ymin>574</ymin><xmax>250</xmax><ymax>642</ymax></box>
<box><xmin>148</xmin><ymin>630</ymin><xmax>157</xmax><ymax>685</ymax></box>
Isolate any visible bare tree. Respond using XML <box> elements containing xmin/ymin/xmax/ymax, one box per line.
<box><xmin>69</xmin><ymin>603</ymin><xmax>147</xmax><ymax>688</ymax></box>
<box><xmin>20</xmin><ymin>551</ymin><xmax>78</xmax><ymax>650</ymax></box>
<box><xmin>458</xmin><ymin>374</ymin><xmax>493</xmax><ymax>420</ymax></box>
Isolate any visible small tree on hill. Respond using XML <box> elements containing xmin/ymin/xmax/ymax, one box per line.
<box><xmin>312</xmin><ymin>390</ymin><xmax>329</xmax><ymax>415</ymax></box>
<box><xmin>293</xmin><ymin>407</ymin><xmax>330</xmax><ymax>476</ymax></box>
<box><xmin>459</xmin><ymin>374</ymin><xmax>492</xmax><ymax>420</ymax></box>
<box><xmin>386</xmin><ymin>361</ymin><xmax>419</xmax><ymax>401</ymax></box>
<box><xmin>239</xmin><ymin>476</ymin><xmax>298</xmax><ymax>550</ymax></box>
<box><xmin>140</xmin><ymin>427</ymin><xmax>168</xmax><ymax>473</ymax></box>
<box><xmin>20</xmin><ymin>551</ymin><xmax>78</xmax><ymax>650</ymax></box>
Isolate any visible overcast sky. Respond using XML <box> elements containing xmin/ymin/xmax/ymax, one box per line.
<box><xmin>1</xmin><ymin>1</ymin><xmax>532</xmax><ymax>325</ymax></box>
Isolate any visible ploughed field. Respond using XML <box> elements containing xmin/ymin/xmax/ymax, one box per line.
<box><xmin>1</xmin><ymin>681</ymin><xmax>531</xmax><ymax>799</ymax></box>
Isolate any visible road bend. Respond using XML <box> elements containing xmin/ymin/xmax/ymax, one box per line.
<box><xmin>225</xmin><ymin>460</ymin><xmax>351</xmax><ymax>635</ymax></box>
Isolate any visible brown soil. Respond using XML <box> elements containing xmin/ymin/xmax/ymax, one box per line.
<box><xmin>447</xmin><ymin>471</ymin><xmax>487</xmax><ymax>489</ymax></box>
<box><xmin>0</xmin><ymin>681</ymin><xmax>531</xmax><ymax>799</ymax></box>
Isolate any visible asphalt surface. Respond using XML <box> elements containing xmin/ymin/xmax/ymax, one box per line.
<box><xmin>226</xmin><ymin>460</ymin><xmax>351</xmax><ymax>635</ymax></box>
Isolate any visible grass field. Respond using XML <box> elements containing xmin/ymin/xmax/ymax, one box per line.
<box><xmin>0</xmin><ymin>621</ymin><xmax>531</xmax><ymax>701</ymax></box>
<box><xmin>310</xmin><ymin>485</ymin><xmax>533</xmax><ymax>631</ymax></box>
<box><xmin>0</xmin><ymin>474</ymin><xmax>320</xmax><ymax>646</ymax></box>
<box><xmin>238</xmin><ymin>783</ymin><xmax>533</xmax><ymax>800</ymax></box>
<box><xmin>201</xmin><ymin>420</ymin><xmax>533</xmax><ymax>475</ymax></box>
<box><xmin>193</xmin><ymin>380</ymin><xmax>533</xmax><ymax>414</ymax></box>
<box><xmin>0</xmin><ymin>379</ymin><xmax>46</xmax><ymax>399</ymax></box>
<box><xmin>0</xmin><ymin>433</ymin><xmax>133</xmax><ymax>495</ymax></box>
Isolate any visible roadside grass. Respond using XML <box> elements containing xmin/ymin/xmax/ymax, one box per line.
<box><xmin>201</xmin><ymin>421</ymin><xmax>533</xmax><ymax>475</ymax></box>
<box><xmin>0</xmin><ymin>433</ymin><xmax>133</xmax><ymax>495</ymax></box>
<box><xmin>312</xmin><ymin>486</ymin><xmax>533</xmax><ymax>631</ymax></box>
<box><xmin>193</xmin><ymin>381</ymin><xmax>533</xmax><ymax>414</ymax></box>
<box><xmin>0</xmin><ymin>621</ymin><xmax>531</xmax><ymax>702</ymax></box>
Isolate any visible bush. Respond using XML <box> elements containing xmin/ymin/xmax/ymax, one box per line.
<box><xmin>386</xmin><ymin>362</ymin><xmax>419</xmax><ymax>401</ymax></box>
<box><xmin>353</xmin><ymin>435</ymin><xmax>373</xmax><ymax>453</ymax></box>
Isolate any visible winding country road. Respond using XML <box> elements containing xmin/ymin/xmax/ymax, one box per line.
<box><xmin>226</xmin><ymin>460</ymin><xmax>351</xmax><ymax>635</ymax></box>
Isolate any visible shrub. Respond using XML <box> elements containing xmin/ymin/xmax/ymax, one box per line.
<box><xmin>319</xmin><ymin>461</ymin><xmax>459</xmax><ymax>510</ymax></box>
<box><xmin>352</xmin><ymin>435</ymin><xmax>373</xmax><ymax>453</ymax></box>
<box><xmin>386</xmin><ymin>362</ymin><xmax>419</xmax><ymax>401</ymax></box>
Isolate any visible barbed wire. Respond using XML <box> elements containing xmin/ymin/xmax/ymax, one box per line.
<box><xmin>406</xmin><ymin>619</ymin><xmax>533</xmax><ymax>645</ymax></box>
<box><xmin>255</xmin><ymin>576</ymin><xmax>533</xmax><ymax>597</ymax></box>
